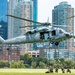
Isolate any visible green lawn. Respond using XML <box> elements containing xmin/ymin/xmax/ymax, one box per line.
<box><xmin>0</xmin><ymin>69</ymin><xmax>75</xmax><ymax>75</ymax></box>
<box><xmin>0</xmin><ymin>73</ymin><xmax>75</xmax><ymax>75</ymax></box>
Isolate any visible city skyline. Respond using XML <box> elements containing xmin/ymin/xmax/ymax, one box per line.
<box><xmin>38</xmin><ymin>0</ymin><xmax>75</xmax><ymax>23</ymax></box>
<box><xmin>7</xmin><ymin>0</ymin><xmax>75</xmax><ymax>23</ymax></box>
<box><xmin>1</xmin><ymin>0</ymin><xmax>75</xmax><ymax>60</ymax></box>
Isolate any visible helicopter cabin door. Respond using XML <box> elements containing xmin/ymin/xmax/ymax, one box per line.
<box><xmin>51</xmin><ymin>30</ymin><xmax>56</xmax><ymax>36</ymax></box>
<box><xmin>40</xmin><ymin>32</ymin><xmax>49</xmax><ymax>40</ymax></box>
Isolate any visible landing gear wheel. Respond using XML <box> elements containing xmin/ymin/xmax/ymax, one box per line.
<box><xmin>55</xmin><ymin>42</ymin><xmax>59</xmax><ymax>46</ymax></box>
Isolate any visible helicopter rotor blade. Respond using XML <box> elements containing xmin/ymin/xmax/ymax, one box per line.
<box><xmin>52</xmin><ymin>25</ymin><xmax>71</xmax><ymax>27</ymax></box>
<box><xmin>7</xmin><ymin>14</ymin><xmax>52</xmax><ymax>26</ymax></box>
<box><xmin>19</xmin><ymin>24</ymin><xmax>42</xmax><ymax>28</ymax></box>
<box><xmin>66</xmin><ymin>16</ymin><xmax>75</xmax><ymax>19</ymax></box>
<box><xmin>19</xmin><ymin>26</ymin><xmax>33</xmax><ymax>28</ymax></box>
<box><xmin>7</xmin><ymin>14</ymin><xmax>75</xmax><ymax>27</ymax></box>
<box><xmin>53</xmin><ymin>16</ymin><xmax>75</xmax><ymax>24</ymax></box>
<box><xmin>6</xmin><ymin>14</ymin><xmax>42</xmax><ymax>24</ymax></box>
<box><xmin>19</xmin><ymin>24</ymin><xmax>71</xmax><ymax>28</ymax></box>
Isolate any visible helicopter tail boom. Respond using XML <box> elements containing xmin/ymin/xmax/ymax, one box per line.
<box><xmin>0</xmin><ymin>36</ymin><xmax>5</xmax><ymax>44</ymax></box>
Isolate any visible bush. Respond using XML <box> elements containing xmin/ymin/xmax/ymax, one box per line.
<box><xmin>25</xmin><ymin>64</ymin><xmax>30</xmax><ymax>68</ymax></box>
<box><xmin>0</xmin><ymin>61</ymin><xmax>10</xmax><ymax>68</ymax></box>
<box><xmin>11</xmin><ymin>61</ymin><xmax>24</xmax><ymax>68</ymax></box>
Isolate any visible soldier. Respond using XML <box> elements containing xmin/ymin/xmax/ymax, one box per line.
<box><xmin>55</xmin><ymin>67</ymin><xmax>58</xmax><ymax>73</ymax></box>
<box><xmin>61</xmin><ymin>67</ymin><xmax>65</xmax><ymax>73</ymax></box>
<box><xmin>66</xmin><ymin>68</ymin><xmax>71</xmax><ymax>73</ymax></box>
<box><xmin>49</xmin><ymin>67</ymin><xmax>54</xmax><ymax>73</ymax></box>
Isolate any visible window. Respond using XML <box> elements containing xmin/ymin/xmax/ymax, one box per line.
<box><xmin>0</xmin><ymin>49</ymin><xmax>2</xmax><ymax>55</ymax></box>
<box><xmin>52</xmin><ymin>30</ymin><xmax>56</xmax><ymax>36</ymax></box>
<box><xmin>40</xmin><ymin>32</ymin><xmax>44</xmax><ymax>40</ymax></box>
<box><xmin>59</xmin><ymin>30</ymin><xmax>63</xmax><ymax>33</ymax></box>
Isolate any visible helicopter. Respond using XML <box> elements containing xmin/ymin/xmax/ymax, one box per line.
<box><xmin>0</xmin><ymin>14</ymin><xmax>75</xmax><ymax>46</ymax></box>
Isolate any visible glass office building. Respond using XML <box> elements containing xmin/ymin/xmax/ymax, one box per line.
<box><xmin>52</xmin><ymin>2</ymin><xmax>74</xmax><ymax>49</ymax></box>
<box><xmin>13</xmin><ymin>0</ymin><xmax>33</xmax><ymax>52</ymax></box>
<box><xmin>32</xmin><ymin>0</ymin><xmax>38</xmax><ymax>50</ymax></box>
<box><xmin>0</xmin><ymin>0</ymin><xmax>8</xmax><ymax>39</ymax></box>
<box><xmin>33</xmin><ymin>0</ymin><xmax>38</xmax><ymax>28</ymax></box>
<box><xmin>0</xmin><ymin>0</ymin><xmax>7</xmax><ymax>22</ymax></box>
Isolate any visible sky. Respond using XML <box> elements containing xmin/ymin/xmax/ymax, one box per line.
<box><xmin>7</xmin><ymin>0</ymin><xmax>75</xmax><ymax>23</ymax></box>
<box><xmin>38</xmin><ymin>0</ymin><xmax>75</xmax><ymax>23</ymax></box>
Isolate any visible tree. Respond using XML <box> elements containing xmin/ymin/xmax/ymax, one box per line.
<box><xmin>36</xmin><ymin>57</ymin><xmax>44</xmax><ymax>67</ymax></box>
<box><xmin>49</xmin><ymin>60</ymin><xmax>55</xmax><ymax>67</ymax></box>
<box><xmin>4</xmin><ymin>61</ymin><xmax>10</xmax><ymax>68</ymax></box>
<box><xmin>65</xmin><ymin>59</ymin><xmax>74</xmax><ymax>68</ymax></box>
<box><xmin>20</xmin><ymin>55</ymin><xmax>24</xmax><ymax>60</ymax></box>
<box><xmin>39</xmin><ymin>62</ymin><xmax>46</xmax><ymax>68</ymax></box>
<box><xmin>31</xmin><ymin>61</ymin><xmax>36</xmax><ymax>68</ymax></box>
<box><xmin>59</xmin><ymin>58</ymin><xmax>66</xmax><ymax>68</ymax></box>
<box><xmin>25</xmin><ymin>64</ymin><xmax>30</xmax><ymax>68</ymax></box>
<box><xmin>0</xmin><ymin>61</ymin><xmax>10</xmax><ymax>68</ymax></box>
<box><xmin>23</xmin><ymin>53</ymin><xmax>32</xmax><ymax>66</ymax></box>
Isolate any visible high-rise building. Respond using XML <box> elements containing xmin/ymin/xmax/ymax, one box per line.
<box><xmin>0</xmin><ymin>0</ymin><xmax>7</xmax><ymax>22</ymax></box>
<box><xmin>39</xmin><ymin>48</ymin><xmax>75</xmax><ymax>60</ymax></box>
<box><xmin>8</xmin><ymin>0</ymin><xmax>19</xmax><ymax>38</ymax></box>
<box><xmin>0</xmin><ymin>45</ymin><xmax>20</xmax><ymax>62</ymax></box>
<box><xmin>8</xmin><ymin>0</ymin><xmax>28</xmax><ymax>38</ymax></box>
<box><xmin>0</xmin><ymin>0</ymin><xmax>8</xmax><ymax>39</ymax></box>
<box><xmin>33</xmin><ymin>0</ymin><xmax>38</xmax><ymax>28</ymax></box>
<box><xmin>0</xmin><ymin>21</ymin><xmax>7</xmax><ymax>39</ymax></box>
<box><xmin>32</xmin><ymin>0</ymin><xmax>38</xmax><ymax>50</ymax></box>
<box><xmin>8</xmin><ymin>0</ymin><xmax>38</xmax><ymax>50</ymax></box>
<box><xmin>14</xmin><ymin>0</ymin><xmax>33</xmax><ymax>37</ymax></box>
<box><xmin>52</xmin><ymin>2</ymin><xmax>74</xmax><ymax>49</ymax></box>
<box><xmin>13</xmin><ymin>0</ymin><xmax>33</xmax><ymax>54</ymax></box>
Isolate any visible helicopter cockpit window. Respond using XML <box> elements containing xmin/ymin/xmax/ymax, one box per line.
<box><xmin>40</xmin><ymin>32</ymin><xmax>44</xmax><ymax>40</ymax></box>
<box><xmin>40</xmin><ymin>32</ymin><xmax>49</xmax><ymax>40</ymax></box>
<box><xmin>59</xmin><ymin>29</ymin><xmax>63</xmax><ymax>33</ymax></box>
<box><xmin>52</xmin><ymin>30</ymin><xmax>56</xmax><ymax>36</ymax></box>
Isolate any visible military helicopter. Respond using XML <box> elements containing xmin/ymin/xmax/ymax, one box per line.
<box><xmin>0</xmin><ymin>15</ymin><xmax>75</xmax><ymax>46</ymax></box>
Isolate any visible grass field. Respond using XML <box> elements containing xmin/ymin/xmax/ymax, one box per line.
<box><xmin>0</xmin><ymin>69</ymin><xmax>75</xmax><ymax>75</ymax></box>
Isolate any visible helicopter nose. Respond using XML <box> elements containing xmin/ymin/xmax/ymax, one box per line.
<box><xmin>65</xmin><ymin>33</ymin><xmax>75</xmax><ymax>38</ymax></box>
